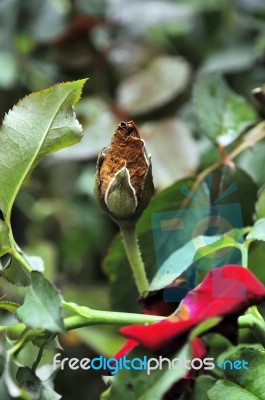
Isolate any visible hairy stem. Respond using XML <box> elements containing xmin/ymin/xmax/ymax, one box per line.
<box><xmin>2</xmin><ymin>308</ymin><xmax>164</xmax><ymax>340</ymax></box>
<box><xmin>64</xmin><ymin>310</ymin><xmax>163</xmax><ymax>330</ymax></box>
<box><xmin>120</xmin><ymin>225</ymin><xmax>149</xmax><ymax>296</ymax></box>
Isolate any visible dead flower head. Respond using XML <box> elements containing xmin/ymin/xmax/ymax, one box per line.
<box><xmin>94</xmin><ymin>121</ymin><xmax>154</xmax><ymax>226</ymax></box>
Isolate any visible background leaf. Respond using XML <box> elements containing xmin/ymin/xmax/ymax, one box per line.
<box><xmin>117</xmin><ymin>56</ymin><xmax>190</xmax><ymax>116</ymax></box>
<box><xmin>141</xmin><ymin>118</ymin><xmax>200</xmax><ymax>189</ymax></box>
<box><xmin>194</xmin><ymin>74</ymin><xmax>256</xmax><ymax>146</ymax></box>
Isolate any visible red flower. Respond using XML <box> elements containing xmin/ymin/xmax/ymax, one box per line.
<box><xmin>112</xmin><ymin>266</ymin><xmax>265</xmax><ymax>400</ymax></box>
<box><xmin>118</xmin><ymin>265</ymin><xmax>265</xmax><ymax>353</ymax></box>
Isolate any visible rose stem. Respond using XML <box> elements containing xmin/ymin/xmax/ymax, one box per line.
<box><xmin>120</xmin><ymin>225</ymin><xmax>149</xmax><ymax>296</ymax></box>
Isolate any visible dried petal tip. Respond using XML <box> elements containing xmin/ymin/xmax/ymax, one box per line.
<box><xmin>94</xmin><ymin>121</ymin><xmax>154</xmax><ymax>226</ymax></box>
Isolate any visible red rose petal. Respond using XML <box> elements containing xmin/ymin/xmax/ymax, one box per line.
<box><xmin>114</xmin><ymin>338</ymin><xmax>138</xmax><ymax>360</ymax></box>
<box><xmin>120</xmin><ymin>266</ymin><xmax>265</xmax><ymax>351</ymax></box>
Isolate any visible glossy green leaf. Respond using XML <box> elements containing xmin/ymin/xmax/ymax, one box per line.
<box><xmin>0</xmin><ymin>79</ymin><xmax>86</xmax><ymax>224</ymax></box>
<box><xmin>194</xmin><ymin>74</ymin><xmax>256</xmax><ymax>146</ymax></box>
<box><xmin>16</xmin><ymin>271</ymin><xmax>64</xmax><ymax>333</ymax></box>
<box><xmin>149</xmin><ymin>234</ymin><xmax>237</xmax><ymax>291</ymax></box>
<box><xmin>53</xmin><ymin>97</ymin><xmax>118</xmax><ymax>161</ymax></box>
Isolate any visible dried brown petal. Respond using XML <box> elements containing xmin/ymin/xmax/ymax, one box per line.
<box><xmin>94</xmin><ymin>121</ymin><xmax>154</xmax><ymax>225</ymax></box>
<box><xmin>99</xmin><ymin>121</ymin><xmax>149</xmax><ymax>200</ymax></box>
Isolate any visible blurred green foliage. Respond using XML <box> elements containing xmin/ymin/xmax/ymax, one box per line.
<box><xmin>1</xmin><ymin>0</ymin><xmax>265</xmax><ymax>399</ymax></box>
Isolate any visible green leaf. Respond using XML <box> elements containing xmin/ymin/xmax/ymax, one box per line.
<box><xmin>208</xmin><ymin>347</ymin><xmax>265</xmax><ymax>400</ymax></box>
<box><xmin>1</xmin><ymin>251</ymin><xmax>45</xmax><ymax>287</ymax></box>
<box><xmin>53</xmin><ymin>97</ymin><xmax>118</xmax><ymax>161</ymax></box>
<box><xmin>237</xmin><ymin>141</ymin><xmax>265</xmax><ymax>187</ymax></box>
<box><xmin>0</xmin><ymin>79</ymin><xmax>87</xmax><ymax>224</ymax></box>
<box><xmin>1</xmin><ymin>255</ymin><xmax>31</xmax><ymax>287</ymax></box>
<box><xmin>149</xmin><ymin>233</ymin><xmax>237</xmax><ymax>291</ymax></box>
<box><xmin>194</xmin><ymin>74</ymin><xmax>256</xmax><ymax>146</ymax></box>
<box><xmin>194</xmin><ymin>235</ymin><xmax>237</xmax><ymax>258</ymax></box>
<box><xmin>16</xmin><ymin>271</ymin><xmax>64</xmax><ymax>333</ymax></box>
<box><xmin>208</xmin><ymin>380</ymin><xmax>258</xmax><ymax>400</ymax></box>
<box><xmin>247</xmin><ymin>219</ymin><xmax>265</xmax><ymax>242</ymax></box>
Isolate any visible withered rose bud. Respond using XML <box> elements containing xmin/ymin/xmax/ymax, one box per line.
<box><xmin>94</xmin><ymin>121</ymin><xmax>154</xmax><ymax>227</ymax></box>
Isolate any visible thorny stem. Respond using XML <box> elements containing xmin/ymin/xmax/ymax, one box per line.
<box><xmin>120</xmin><ymin>225</ymin><xmax>149</xmax><ymax>296</ymax></box>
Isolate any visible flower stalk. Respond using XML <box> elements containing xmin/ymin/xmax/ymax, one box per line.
<box><xmin>1</xmin><ymin>308</ymin><xmax>164</xmax><ymax>340</ymax></box>
<box><xmin>120</xmin><ymin>225</ymin><xmax>149</xmax><ymax>296</ymax></box>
